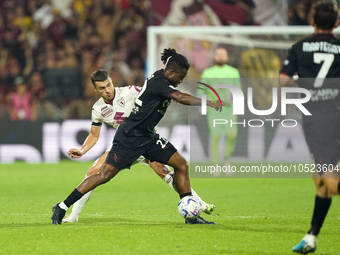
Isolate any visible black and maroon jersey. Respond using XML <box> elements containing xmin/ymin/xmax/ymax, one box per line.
<box><xmin>119</xmin><ymin>69</ymin><xmax>178</xmax><ymax>135</ymax></box>
<box><xmin>281</xmin><ymin>33</ymin><xmax>340</xmax><ymax>114</ymax></box>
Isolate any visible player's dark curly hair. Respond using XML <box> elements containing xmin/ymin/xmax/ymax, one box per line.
<box><xmin>161</xmin><ymin>48</ymin><xmax>190</xmax><ymax>72</ymax></box>
<box><xmin>91</xmin><ymin>69</ymin><xmax>109</xmax><ymax>87</ymax></box>
<box><xmin>313</xmin><ymin>1</ymin><xmax>339</xmax><ymax>30</ymax></box>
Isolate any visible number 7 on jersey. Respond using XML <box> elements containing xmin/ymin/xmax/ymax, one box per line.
<box><xmin>313</xmin><ymin>53</ymin><xmax>334</xmax><ymax>87</ymax></box>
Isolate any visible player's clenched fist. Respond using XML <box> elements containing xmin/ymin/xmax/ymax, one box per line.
<box><xmin>67</xmin><ymin>148</ymin><xmax>83</xmax><ymax>158</ymax></box>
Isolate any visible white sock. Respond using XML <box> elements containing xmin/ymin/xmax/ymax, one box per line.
<box><xmin>68</xmin><ymin>175</ymin><xmax>94</xmax><ymax>219</ymax></box>
<box><xmin>59</xmin><ymin>202</ymin><xmax>68</xmax><ymax>211</ymax></box>
<box><xmin>162</xmin><ymin>166</ymin><xmax>207</xmax><ymax>207</ymax></box>
<box><xmin>69</xmin><ymin>189</ymin><xmax>94</xmax><ymax>219</ymax></box>
<box><xmin>163</xmin><ymin>173</ymin><xmax>176</xmax><ymax>191</ymax></box>
<box><xmin>191</xmin><ymin>188</ymin><xmax>207</xmax><ymax>208</ymax></box>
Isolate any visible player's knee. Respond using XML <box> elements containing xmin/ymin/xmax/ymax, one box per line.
<box><xmin>99</xmin><ymin>168</ymin><xmax>117</xmax><ymax>184</ymax></box>
<box><xmin>100</xmin><ymin>172</ymin><xmax>113</xmax><ymax>184</ymax></box>
<box><xmin>323</xmin><ymin>178</ymin><xmax>340</xmax><ymax>196</ymax></box>
<box><xmin>327</xmin><ymin>182</ymin><xmax>339</xmax><ymax>195</ymax></box>
<box><xmin>87</xmin><ymin>165</ymin><xmax>102</xmax><ymax>176</ymax></box>
<box><xmin>177</xmin><ymin>160</ymin><xmax>189</xmax><ymax>173</ymax></box>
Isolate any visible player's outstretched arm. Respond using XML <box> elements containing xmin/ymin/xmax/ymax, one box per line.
<box><xmin>170</xmin><ymin>91</ymin><xmax>227</xmax><ymax>112</ymax></box>
<box><xmin>279</xmin><ymin>73</ymin><xmax>294</xmax><ymax>87</ymax></box>
<box><xmin>67</xmin><ymin>125</ymin><xmax>101</xmax><ymax>159</ymax></box>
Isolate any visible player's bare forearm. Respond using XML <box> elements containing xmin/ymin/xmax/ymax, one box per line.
<box><xmin>80</xmin><ymin>133</ymin><xmax>99</xmax><ymax>154</ymax></box>
<box><xmin>170</xmin><ymin>91</ymin><xmax>227</xmax><ymax>112</ymax></box>
<box><xmin>171</xmin><ymin>92</ymin><xmax>202</xmax><ymax>106</ymax></box>
<box><xmin>68</xmin><ymin>125</ymin><xmax>101</xmax><ymax>158</ymax></box>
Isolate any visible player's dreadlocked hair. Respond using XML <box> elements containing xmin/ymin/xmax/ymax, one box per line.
<box><xmin>161</xmin><ymin>48</ymin><xmax>190</xmax><ymax>72</ymax></box>
<box><xmin>313</xmin><ymin>0</ymin><xmax>339</xmax><ymax>30</ymax></box>
<box><xmin>91</xmin><ymin>69</ymin><xmax>109</xmax><ymax>87</ymax></box>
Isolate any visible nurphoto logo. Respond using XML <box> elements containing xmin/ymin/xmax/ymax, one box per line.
<box><xmin>198</xmin><ymin>82</ymin><xmax>312</xmax><ymax>128</ymax></box>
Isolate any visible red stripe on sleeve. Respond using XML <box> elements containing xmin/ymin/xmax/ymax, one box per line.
<box><xmin>168</xmin><ymin>90</ymin><xmax>178</xmax><ymax>97</ymax></box>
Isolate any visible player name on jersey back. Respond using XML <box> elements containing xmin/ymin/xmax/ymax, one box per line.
<box><xmin>303</xmin><ymin>41</ymin><xmax>340</xmax><ymax>54</ymax></box>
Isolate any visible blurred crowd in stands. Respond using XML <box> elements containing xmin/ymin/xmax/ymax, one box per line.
<box><xmin>0</xmin><ymin>0</ymin><xmax>324</xmax><ymax>121</ymax></box>
<box><xmin>287</xmin><ymin>0</ymin><xmax>317</xmax><ymax>25</ymax></box>
<box><xmin>0</xmin><ymin>0</ymin><xmax>148</xmax><ymax>120</ymax></box>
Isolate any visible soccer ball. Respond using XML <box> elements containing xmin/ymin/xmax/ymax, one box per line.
<box><xmin>178</xmin><ymin>196</ymin><xmax>202</xmax><ymax>219</ymax></box>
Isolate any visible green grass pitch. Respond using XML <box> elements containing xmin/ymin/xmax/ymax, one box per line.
<box><xmin>0</xmin><ymin>161</ymin><xmax>339</xmax><ymax>255</ymax></box>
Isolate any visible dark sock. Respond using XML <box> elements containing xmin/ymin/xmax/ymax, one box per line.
<box><xmin>180</xmin><ymin>192</ymin><xmax>192</xmax><ymax>199</ymax></box>
<box><xmin>338</xmin><ymin>181</ymin><xmax>340</xmax><ymax>194</ymax></box>
<box><xmin>63</xmin><ymin>189</ymin><xmax>83</xmax><ymax>208</ymax></box>
<box><xmin>307</xmin><ymin>195</ymin><xmax>332</xmax><ymax>236</ymax></box>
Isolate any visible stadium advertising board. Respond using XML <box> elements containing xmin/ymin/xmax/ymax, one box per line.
<box><xmin>0</xmin><ymin>119</ymin><xmax>310</xmax><ymax>164</ymax></box>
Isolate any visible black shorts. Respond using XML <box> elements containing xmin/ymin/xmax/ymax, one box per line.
<box><xmin>105</xmin><ymin>128</ymin><xmax>177</xmax><ymax>170</ymax></box>
<box><xmin>303</xmin><ymin>113</ymin><xmax>340</xmax><ymax>166</ymax></box>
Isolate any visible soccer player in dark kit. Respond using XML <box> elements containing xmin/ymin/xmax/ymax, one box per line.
<box><xmin>62</xmin><ymin>69</ymin><xmax>215</xmax><ymax>224</ymax></box>
<box><xmin>280</xmin><ymin>1</ymin><xmax>340</xmax><ymax>253</ymax></box>
<box><xmin>51</xmin><ymin>48</ymin><xmax>226</xmax><ymax>224</ymax></box>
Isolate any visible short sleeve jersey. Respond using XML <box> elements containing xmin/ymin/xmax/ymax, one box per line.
<box><xmin>280</xmin><ymin>33</ymin><xmax>340</xmax><ymax>113</ymax></box>
<box><xmin>91</xmin><ymin>85</ymin><xmax>141</xmax><ymax>129</ymax></box>
<box><xmin>119</xmin><ymin>69</ymin><xmax>178</xmax><ymax>135</ymax></box>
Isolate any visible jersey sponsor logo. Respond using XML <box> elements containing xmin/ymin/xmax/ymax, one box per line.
<box><xmin>158</xmin><ymin>109</ymin><xmax>165</xmax><ymax>115</ymax></box>
<box><xmin>310</xmin><ymin>88</ymin><xmax>339</xmax><ymax>101</ymax></box>
<box><xmin>101</xmin><ymin>108</ymin><xmax>114</xmax><ymax>118</ymax></box>
<box><xmin>101</xmin><ymin>106</ymin><xmax>108</xmax><ymax>111</ymax></box>
<box><xmin>162</xmin><ymin>100</ymin><xmax>170</xmax><ymax>108</ymax></box>
<box><xmin>113</xmin><ymin>111</ymin><xmax>126</xmax><ymax>124</ymax></box>
<box><xmin>117</xmin><ymin>97</ymin><xmax>125</xmax><ymax>107</ymax></box>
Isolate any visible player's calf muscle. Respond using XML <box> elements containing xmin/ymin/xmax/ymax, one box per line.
<box><xmin>78</xmin><ymin>166</ymin><xmax>118</xmax><ymax>193</ymax></box>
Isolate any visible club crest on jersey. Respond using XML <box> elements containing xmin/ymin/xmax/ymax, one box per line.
<box><xmin>101</xmin><ymin>108</ymin><xmax>113</xmax><ymax>118</ymax></box>
<box><xmin>117</xmin><ymin>97</ymin><xmax>125</xmax><ymax>107</ymax></box>
<box><xmin>163</xmin><ymin>100</ymin><xmax>170</xmax><ymax>108</ymax></box>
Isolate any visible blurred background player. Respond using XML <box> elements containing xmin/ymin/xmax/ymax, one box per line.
<box><xmin>280</xmin><ymin>1</ymin><xmax>340</xmax><ymax>253</ymax></box>
<box><xmin>198</xmin><ymin>47</ymin><xmax>241</xmax><ymax>167</ymax></box>
<box><xmin>63</xmin><ymin>69</ymin><xmax>215</xmax><ymax>224</ymax></box>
